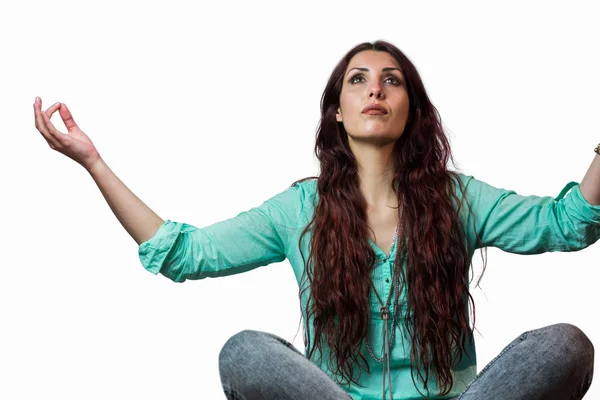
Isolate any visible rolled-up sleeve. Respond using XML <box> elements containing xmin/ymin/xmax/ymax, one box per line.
<box><xmin>460</xmin><ymin>174</ymin><xmax>600</xmax><ymax>254</ymax></box>
<box><xmin>138</xmin><ymin>183</ymin><xmax>304</xmax><ymax>282</ymax></box>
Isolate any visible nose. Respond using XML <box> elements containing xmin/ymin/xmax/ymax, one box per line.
<box><xmin>369</xmin><ymin>85</ymin><xmax>384</xmax><ymax>100</ymax></box>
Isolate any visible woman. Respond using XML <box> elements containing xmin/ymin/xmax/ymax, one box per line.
<box><xmin>33</xmin><ymin>41</ymin><xmax>598</xmax><ymax>400</ymax></box>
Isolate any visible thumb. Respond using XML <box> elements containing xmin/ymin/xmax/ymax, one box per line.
<box><xmin>59</xmin><ymin>103</ymin><xmax>79</xmax><ymax>131</ymax></box>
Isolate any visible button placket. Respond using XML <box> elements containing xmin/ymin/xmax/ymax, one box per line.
<box><xmin>380</xmin><ymin>260</ymin><xmax>391</xmax><ymax>313</ymax></box>
<box><xmin>385</xmin><ymin>259</ymin><xmax>392</xmax><ymax>283</ymax></box>
<box><xmin>370</xmin><ymin>259</ymin><xmax>385</xmax><ymax>313</ymax></box>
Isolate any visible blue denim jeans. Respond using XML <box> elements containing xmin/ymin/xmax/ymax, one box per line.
<box><xmin>218</xmin><ymin>323</ymin><xmax>594</xmax><ymax>399</ymax></box>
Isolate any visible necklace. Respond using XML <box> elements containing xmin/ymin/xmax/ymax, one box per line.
<box><xmin>365</xmin><ymin>278</ymin><xmax>400</xmax><ymax>361</ymax></box>
<box><xmin>365</xmin><ymin>203</ymin><xmax>403</xmax><ymax>400</ymax></box>
<box><xmin>365</xmin><ymin>223</ymin><xmax>400</xmax><ymax>362</ymax></box>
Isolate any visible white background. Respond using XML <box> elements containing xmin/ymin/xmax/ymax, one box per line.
<box><xmin>2</xmin><ymin>0</ymin><xmax>599</xmax><ymax>398</ymax></box>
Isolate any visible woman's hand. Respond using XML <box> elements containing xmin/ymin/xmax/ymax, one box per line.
<box><xmin>33</xmin><ymin>97</ymin><xmax>101</xmax><ymax>171</ymax></box>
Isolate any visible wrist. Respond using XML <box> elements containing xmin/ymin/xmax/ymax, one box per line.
<box><xmin>87</xmin><ymin>156</ymin><xmax>107</xmax><ymax>177</ymax></box>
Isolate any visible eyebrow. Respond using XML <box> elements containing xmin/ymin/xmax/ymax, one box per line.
<box><xmin>346</xmin><ymin>67</ymin><xmax>403</xmax><ymax>77</ymax></box>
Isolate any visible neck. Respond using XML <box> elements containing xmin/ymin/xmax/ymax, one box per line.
<box><xmin>349</xmin><ymin>138</ymin><xmax>398</xmax><ymax>209</ymax></box>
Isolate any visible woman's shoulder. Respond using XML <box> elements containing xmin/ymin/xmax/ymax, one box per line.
<box><xmin>449</xmin><ymin>170</ymin><xmax>473</xmax><ymax>183</ymax></box>
<box><xmin>289</xmin><ymin>176</ymin><xmax>319</xmax><ymax>199</ymax></box>
<box><xmin>448</xmin><ymin>170</ymin><xmax>474</xmax><ymax>194</ymax></box>
<box><xmin>283</xmin><ymin>177</ymin><xmax>319</xmax><ymax>219</ymax></box>
<box><xmin>291</xmin><ymin>176</ymin><xmax>318</xmax><ymax>187</ymax></box>
<box><xmin>263</xmin><ymin>177</ymin><xmax>318</xmax><ymax>213</ymax></box>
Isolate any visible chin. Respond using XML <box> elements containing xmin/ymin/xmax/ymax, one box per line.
<box><xmin>349</xmin><ymin>131</ymin><xmax>401</xmax><ymax>145</ymax></box>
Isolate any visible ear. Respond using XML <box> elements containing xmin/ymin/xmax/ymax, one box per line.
<box><xmin>336</xmin><ymin>108</ymin><xmax>343</xmax><ymax>122</ymax></box>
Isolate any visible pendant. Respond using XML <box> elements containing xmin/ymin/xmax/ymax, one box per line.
<box><xmin>380</xmin><ymin>306</ymin><xmax>390</xmax><ymax>321</ymax></box>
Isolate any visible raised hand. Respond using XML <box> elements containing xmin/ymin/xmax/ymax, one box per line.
<box><xmin>33</xmin><ymin>97</ymin><xmax>101</xmax><ymax>171</ymax></box>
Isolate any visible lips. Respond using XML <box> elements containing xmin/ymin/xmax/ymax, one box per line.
<box><xmin>362</xmin><ymin>103</ymin><xmax>387</xmax><ymax>114</ymax></box>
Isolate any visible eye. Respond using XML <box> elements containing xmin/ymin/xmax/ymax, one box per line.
<box><xmin>385</xmin><ymin>76</ymin><xmax>402</xmax><ymax>86</ymax></box>
<box><xmin>349</xmin><ymin>74</ymin><xmax>403</xmax><ymax>86</ymax></box>
<box><xmin>349</xmin><ymin>74</ymin><xmax>365</xmax><ymax>84</ymax></box>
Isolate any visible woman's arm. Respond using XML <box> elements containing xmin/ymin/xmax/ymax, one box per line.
<box><xmin>33</xmin><ymin>97</ymin><xmax>303</xmax><ymax>283</ymax></box>
<box><xmin>579</xmin><ymin>152</ymin><xmax>600</xmax><ymax>206</ymax></box>
<box><xmin>456</xmin><ymin>173</ymin><xmax>600</xmax><ymax>254</ymax></box>
<box><xmin>33</xmin><ymin>98</ymin><xmax>164</xmax><ymax>246</ymax></box>
<box><xmin>88</xmin><ymin>158</ymin><xmax>164</xmax><ymax>246</ymax></box>
<box><xmin>138</xmin><ymin>182</ymin><xmax>304</xmax><ymax>283</ymax></box>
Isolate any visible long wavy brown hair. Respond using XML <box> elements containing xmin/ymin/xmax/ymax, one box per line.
<box><xmin>292</xmin><ymin>41</ymin><xmax>486</xmax><ymax>396</ymax></box>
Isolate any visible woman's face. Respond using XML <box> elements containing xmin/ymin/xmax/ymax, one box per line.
<box><xmin>337</xmin><ymin>50</ymin><xmax>410</xmax><ymax>145</ymax></box>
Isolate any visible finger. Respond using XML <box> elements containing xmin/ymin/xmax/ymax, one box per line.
<box><xmin>33</xmin><ymin>98</ymin><xmax>46</xmax><ymax>132</ymax></box>
<box><xmin>58</xmin><ymin>103</ymin><xmax>78</xmax><ymax>131</ymax></box>
<box><xmin>34</xmin><ymin>99</ymin><xmax>59</xmax><ymax>148</ymax></box>
<box><xmin>34</xmin><ymin>97</ymin><xmax>50</xmax><ymax>130</ymax></box>
<box><xmin>41</xmin><ymin>110</ymin><xmax>69</xmax><ymax>143</ymax></box>
<box><xmin>44</xmin><ymin>102</ymin><xmax>62</xmax><ymax>118</ymax></box>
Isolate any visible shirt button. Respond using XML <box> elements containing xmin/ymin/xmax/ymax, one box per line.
<box><xmin>385</xmin><ymin>278</ymin><xmax>390</xmax><ymax>283</ymax></box>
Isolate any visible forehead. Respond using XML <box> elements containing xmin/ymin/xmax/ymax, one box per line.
<box><xmin>346</xmin><ymin>50</ymin><xmax>401</xmax><ymax>72</ymax></box>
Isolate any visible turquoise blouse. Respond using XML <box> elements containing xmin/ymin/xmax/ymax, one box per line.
<box><xmin>138</xmin><ymin>173</ymin><xmax>600</xmax><ymax>400</ymax></box>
